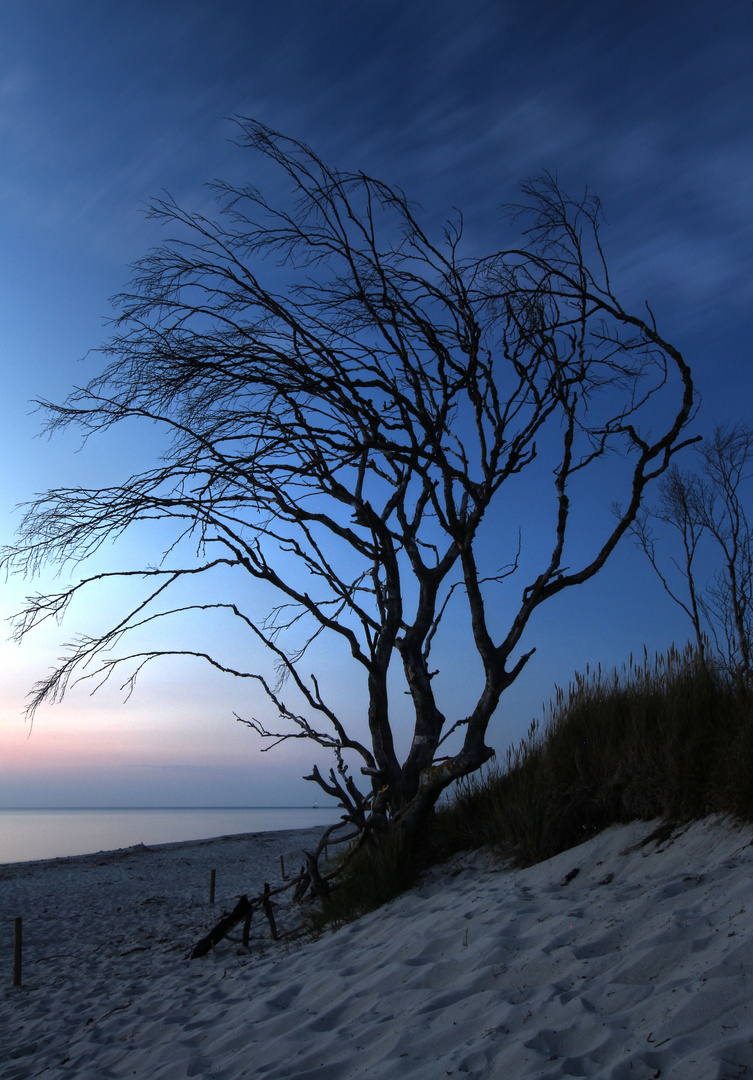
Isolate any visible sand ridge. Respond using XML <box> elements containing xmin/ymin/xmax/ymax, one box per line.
<box><xmin>2</xmin><ymin>818</ymin><xmax>753</xmax><ymax>1078</ymax></box>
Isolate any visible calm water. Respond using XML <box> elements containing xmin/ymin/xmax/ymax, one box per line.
<box><xmin>0</xmin><ymin>807</ymin><xmax>340</xmax><ymax>865</ymax></box>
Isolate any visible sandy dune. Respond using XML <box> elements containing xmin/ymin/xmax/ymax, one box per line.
<box><xmin>2</xmin><ymin>817</ymin><xmax>753</xmax><ymax>1078</ymax></box>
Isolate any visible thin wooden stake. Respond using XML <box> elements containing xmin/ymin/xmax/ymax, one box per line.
<box><xmin>242</xmin><ymin>908</ymin><xmax>253</xmax><ymax>948</ymax></box>
<box><xmin>262</xmin><ymin>883</ymin><xmax>278</xmax><ymax>941</ymax></box>
<box><xmin>13</xmin><ymin>917</ymin><xmax>22</xmax><ymax>988</ymax></box>
<box><xmin>280</xmin><ymin>854</ymin><xmax>287</xmax><ymax>879</ymax></box>
<box><xmin>209</xmin><ymin>868</ymin><xmax>216</xmax><ymax>904</ymax></box>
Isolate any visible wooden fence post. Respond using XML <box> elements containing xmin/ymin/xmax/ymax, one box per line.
<box><xmin>242</xmin><ymin>908</ymin><xmax>252</xmax><ymax>947</ymax></box>
<box><xmin>13</xmin><ymin>917</ymin><xmax>22</xmax><ymax>988</ymax></box>
<box><xmin>262</xmin><ymin>883</ymin><xmax>278</xmax><ymax>941</ymax></box>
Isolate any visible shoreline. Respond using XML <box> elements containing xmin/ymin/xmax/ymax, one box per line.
<box><xmin>0</xmin><ymin>807</ymin><xmax>339</xmax><ymax>867</ymax></box>
<box><xmin>0</xmin><ymin>824</ymin><xmax>329</xmax><ymax>873</ymax></box>
<box><xmin>3</xmin><ymin>817</ymin><xmax>753</xmax><ymax>1078</ymax></box>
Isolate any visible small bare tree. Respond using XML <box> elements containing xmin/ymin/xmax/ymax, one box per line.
<box><xmin>634</xmin><ymin>423</ymin><xmax>753</xmax><ymax>685</ymax></box>
<box><xmin>2</xmin><ymin>121</ymin><xmax>695</xmax><ymax>870</ymax></box>
<box><xmin>631</xmin><ymin>466</ymin><xmax>708</xmax><ymax>664</ymax></box>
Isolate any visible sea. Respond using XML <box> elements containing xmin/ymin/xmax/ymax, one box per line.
<box><xmin>0</xmin><ymin>807</ymin><xmax>340</xmax><ymax>865</ymax></box>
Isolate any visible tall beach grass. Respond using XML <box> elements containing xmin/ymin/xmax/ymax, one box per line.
<box><xmin>318</xmin><ymin>644</ymin><xmax>753</xmax><ymax>923</ymax></box>
<box><xmin>437</xmin><ymin>643</ymin><xmax>753</xmax><ymax>866</ymax></box>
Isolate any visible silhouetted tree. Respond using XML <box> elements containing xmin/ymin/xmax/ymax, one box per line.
<box><xmin>634</xmin><ymin>423</ymin><xmax>753</xmax><ymax>685</ymax></box>
<box><xmin>2</xmin><ymin>121</ymin><xmax>696</xmax><ymax>872</ymax></box>
<box><xmin>631</xmin><ymin>466</ymin><xmax>708</xmax><ymax>664</ymax></box>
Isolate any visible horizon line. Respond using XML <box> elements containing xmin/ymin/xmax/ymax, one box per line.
<box><xmin>0</xmin><ymin>804</ymin><xmax>333</xmax><ymax>811</ymax></box>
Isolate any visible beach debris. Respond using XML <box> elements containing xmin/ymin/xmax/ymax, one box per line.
<box><xmin>189</xmin><ymin>834</ymin><xmax>352</xmax><ymax>960</ymax></box>
<box><xmin>304</xmin><ymin>850</ymin><xmax>331</xmax><ymax>899</ymax></box>
<box><xmin>262</xmin><ymin>884</ymin><xmax>278</xmax><ymax>941</ymax></box>
<box><xmin>191</xmin><ymin>895</ymin><xmax>254</xmax><ymax>959</ymax></box>
<box><xmin>292</xmin><ymin>867</ymin><xmax>311</xmax><ymax>903</ymax></box>
<box><xmin>242</xmin><ymin>907</ymin><xmax>253</xmax><ymax>947</ymax></box>
<box><xmin>191</xmin><ymin>872</ymin><xmax>304</xmax><ymax>958</ymax></box>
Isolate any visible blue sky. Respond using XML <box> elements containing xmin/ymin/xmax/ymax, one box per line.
<box><xmin>1</xmin><ymin>0</ymin><xmax>752</xmax><ymax>807</ymax></box>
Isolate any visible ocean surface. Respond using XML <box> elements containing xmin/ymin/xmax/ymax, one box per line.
<box><xmin>0</xmin><ymin>807</ymin><xmax>340</xmax><ymax>865</ymax></box>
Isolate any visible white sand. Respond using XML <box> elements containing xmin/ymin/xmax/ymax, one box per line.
<box><xmin>2</xmin><ymin>817</ymin><xmax>753</xmax><ymax>1079</ymax></box>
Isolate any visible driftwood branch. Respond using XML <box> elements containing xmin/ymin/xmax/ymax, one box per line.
<box><xmin>190</xmin><ymin>894</ymin><xmax>254</xmax><ymax>959</ymax></box>
<box><xmin>190</xmin><ymin>853</ymin><xmax>349</xmax><ymax>958</ymax></box>
<box><xmin>262</xmin><ymin>883</ymin><xmax>279</xmax><ymax>941</ymax></box>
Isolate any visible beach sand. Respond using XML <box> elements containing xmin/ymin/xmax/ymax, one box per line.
<box><xmin>2</xmin><ymin>817</ymin><xmax>753</xmax><ymax>1078</ymax></box>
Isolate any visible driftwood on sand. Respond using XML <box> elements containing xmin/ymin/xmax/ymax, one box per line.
<box><xmin>190</xmin><ymin>824</ymin><xmax>363</xmax><ymax>959</ymax></box>
<box><xmin>190</xmin><ymin>873</ymin><xmax>307</xmax><ymax>958</ymax></box>
<box><xmin>191</xmin><ymin>895</ymin><xmax>255</xmax><ymax>959</ymax></box>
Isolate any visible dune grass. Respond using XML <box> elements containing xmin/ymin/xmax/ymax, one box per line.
<box><xmin>435</xmin><ymin>644</ymin><xmax>753</xmax><ymax>866</ymax></box>
<box><xmin>314</xmin><ymin>644</ymin><xmax>753</xmax><ymax>925</ymax></box>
